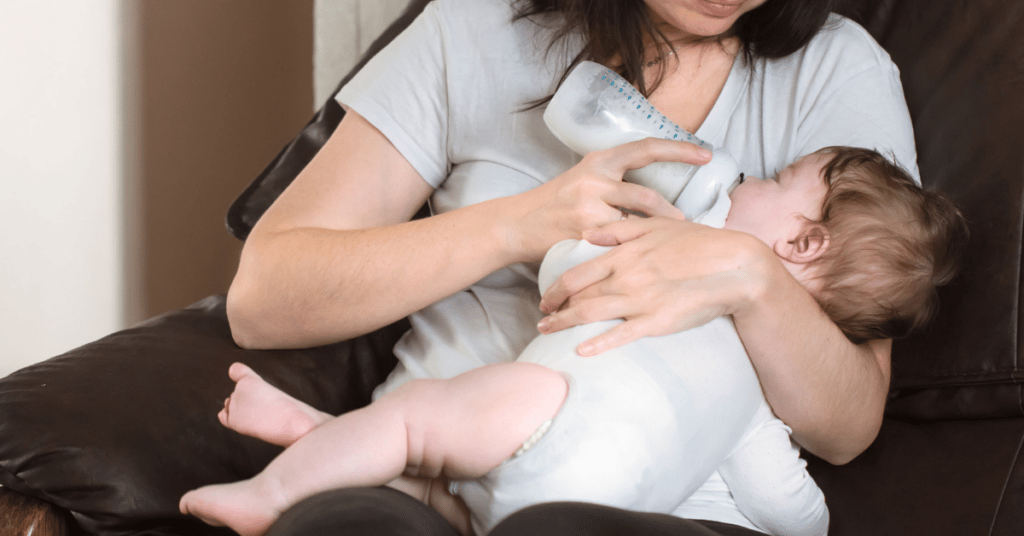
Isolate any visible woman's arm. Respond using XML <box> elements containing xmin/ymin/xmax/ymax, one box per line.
<box><xmin>228</xmin><ymin>113</ymin><xmax>701</xmax><ymax>349</ymax></box>
<box><xmin>730</xmin><ymin>241</ymin><xmax>889</xmax><ymax>464</ymax></box>
<box><xmin>537</xmin><ymin>217</ymin><xmax>887</xmax><ymax>464</ymax></box>
<box><xmin>228</xmin><ymin>111</ymin><xmax>506</xmax><ymax>348</ymax></box>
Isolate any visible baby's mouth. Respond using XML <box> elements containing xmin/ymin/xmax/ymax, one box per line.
<box><xmin>727</xmin><ymin>173</ymin><xmax>745</xmax><ymax>194</ymax></box>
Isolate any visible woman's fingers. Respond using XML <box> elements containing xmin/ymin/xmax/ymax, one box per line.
<box><xmin>538</xmin><ymin>294</ymin><xmax>635</xmax><ymax>335</ymax></box>
<box><xmin>544</xmin><ymin>277</ymin><xmax>736</xmax><ymax>356</ymax></box>
<box><xmin>536</xmin><ymin>217</ymin><xmax>769</xmax><ymax>355</ymax></box>
<box><xmin>593</xmin><ymin>138</ymin><xmax>711</xmax><ymax>217</ymax></box>
<box><xmin>539</xmin><ymin>255</ymin><xmax>615</xmax><ymax>314</ymax></box>
<box><xmin>540</xmin><ymin>218</ymin><xmax>663</xmax><ymax>313</ymax></box>
<box><xmin>536</xmin><ymin>291</ymin><xmax>656</xmax><ymax>357</ymax></box>
<box><xmin>512</xmin><ymin>138</ymin><xmax>706</xmax><ymax>261</ymax></box>
<box><xmin>598</xmin><ymin>137</ymin><xmax>713</xmax><ymax>174</ymax></box>
<box><xmin>582</xmin><ymin>218</ymin><xmax>659</xmax><ymax>246</ymax></box>
<box><xmin>605</xmin><ymin>181</ymin><xmax>683</xmax><ymax>219</ymax></box>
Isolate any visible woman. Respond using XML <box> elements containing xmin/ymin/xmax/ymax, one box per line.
<box><xmin>228</xmin><ymin>0</ymin><xmax>916</xmax><ymax>534</ymax></box>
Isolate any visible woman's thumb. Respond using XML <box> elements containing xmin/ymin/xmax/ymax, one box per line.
<box><xmin>582</xmin><ymin>219</ymin><xmax>650</xmax><ymax>246</ymax></box>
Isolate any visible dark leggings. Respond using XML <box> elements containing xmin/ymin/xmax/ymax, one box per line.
<box><xmin>265</xmin><ymin>487</ymin><xmax>763</xmax><ymax>536</ymax></box>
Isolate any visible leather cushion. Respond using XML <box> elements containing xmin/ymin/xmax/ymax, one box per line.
<box><xmin>836</xmin><ymin>0</ymin><xmax>1024</xmax><ymax>419</ymax></box>
<box><xmin>806</xmin><ymin>416</ymin><xmax>1024</xmax><ymax>535</ymax></box>
<box><xmin>0</xmin><ymin>296</ymin><xmax>405</xmax><ymax>535</ymax></box>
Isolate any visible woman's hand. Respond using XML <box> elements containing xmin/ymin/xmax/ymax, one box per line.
<box><xmin>537</xmin><ymin>216</ymin><xmax>771</xmax><ymax>356</ymax></box>
<box><xmin>504</xmin><ymin>138</ymin><xmax>712</xmax><ymax>262</ymax></box>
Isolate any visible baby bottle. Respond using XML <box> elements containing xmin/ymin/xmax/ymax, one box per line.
<box><xmin>543</xmin><ymin>61</ymin><xmax>741</xmax><ymax>220</ymax></box>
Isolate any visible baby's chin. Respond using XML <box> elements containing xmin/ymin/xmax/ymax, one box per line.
<box><xmin>719</xmin><ymin>211</ymin><xmax>756</xmax><ymax>238</ymax></box>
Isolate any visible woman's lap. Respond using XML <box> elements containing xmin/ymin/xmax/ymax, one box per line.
<box><xmin>265</xmin><ymin>487</ymin><xmax>762</xmax><ymax>536</ymax></box>
<box><xmin>264</xmin><ymin>487</ymin><xmax>459</xmax><ymax>536</ymax></box>
<box><xmin>490</xmin><ymin>501</ymin><xmax>762</xmax><ymax>536</ymax></box>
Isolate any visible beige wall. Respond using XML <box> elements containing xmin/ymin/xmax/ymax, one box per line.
<box><xmin>314</xmin><ymin>0</ymin><xmax>408</xmax><ymax>105</ymax></box>
<box><xmin>133</xmin><ymin>0</ymin><xmax>314</xmax><ymax>322</ymax></box>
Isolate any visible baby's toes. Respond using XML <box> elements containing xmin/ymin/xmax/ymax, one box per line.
<box><xmin>179</xmin><ymin>492</ymin><xmax>190</xmax><ymax>515</ymax></box>
<box><xmin>218</xmin><ymin>402</ymin><xmax>231</xmax><ymax>428</ymax></box>
<box><xmin>228</xmin><ymin>362</ymin><xmax>256</xmax><ymax>382</ymax></box>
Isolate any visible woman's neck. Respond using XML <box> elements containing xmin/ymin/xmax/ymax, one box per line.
<box><xmin>644</xmin><ymin>37</ymin><xmax>740</xmax><ymax>134</ymax></box>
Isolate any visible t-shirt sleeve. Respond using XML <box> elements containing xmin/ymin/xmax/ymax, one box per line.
<box><xmin>336</xmin><ymin>1</ymin><xmax>451</xmax><ymax>188</ymax></box>
<box><xmin>717</xmin><ymin>403</ymin><xmax>830</xmax><ymax>536</ymax></box>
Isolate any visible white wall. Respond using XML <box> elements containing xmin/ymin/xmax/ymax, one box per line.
<box><xmin>0</xmin><ymin>0</ymin><xmax>393</xmax><ymax>378</ymax></box>
<box><xmin>314</xmin><ymin>0</ymin><xmax>409</xmax><ymax>105</ymax></box>
<box><xmin>0</xmin><ymin>1</ymin><xmax>131</xmax><ymax>377</ymax></box>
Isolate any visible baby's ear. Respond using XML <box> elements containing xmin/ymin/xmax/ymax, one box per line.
<box><xmin>785</xmin><ymin>223</ymin><xmax>829</xmax><ymax>264</ymax></box>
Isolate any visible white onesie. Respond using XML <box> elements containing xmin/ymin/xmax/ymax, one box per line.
<box><xmin>451</xmin><ymin>192</ymin><xmax>828</xmax><ymax>536</ymax></box>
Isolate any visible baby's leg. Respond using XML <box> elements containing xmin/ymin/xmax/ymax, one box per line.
<box><xmin>219</xmin><ymin>362</ymin><xmax>332</xmax><ymax>447</ymax></box>
<box><xmin>219</xmin><ymin>363</ymin><xmax>471</xmax><ymax>533</ymax></box>
<box><xmin>180</xmin><ymin>362</ymin><xmax>567</xmax><ymax>536</ymax></box>
<box><xmin>716</xmin><ymin>404</ymin><xmax>829</xmax><ymax>536</ymax></box>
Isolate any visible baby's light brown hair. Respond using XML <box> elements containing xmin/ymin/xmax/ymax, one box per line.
<box><xmin>802</xmin><ymin>147</ymin><xmax>969</xmax><ymax>343</ymax></box>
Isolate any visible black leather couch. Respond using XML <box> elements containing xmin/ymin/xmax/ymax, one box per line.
<box><xmin>2</xmin><ymin>0</ymin><xmax>1022</xmax><ymax>534</ymax></box>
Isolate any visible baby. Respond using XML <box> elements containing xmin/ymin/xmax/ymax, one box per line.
<box><xmin>180</xmin><ymin>146</ymin><xmax>968</xmax><ymax>536</ymax></box>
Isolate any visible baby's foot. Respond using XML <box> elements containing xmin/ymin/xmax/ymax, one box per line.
<box><xmin>180</xmin><ymin>479</ymin><xmax>282</xmax><ymax>536</ymax></box>
<box><xmin>220</xmin><ymin>363</ymin><xmax>330</xmax><ymax>446</ymax></box>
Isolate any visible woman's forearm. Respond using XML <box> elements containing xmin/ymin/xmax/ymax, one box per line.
<box><xmin>731</xmin><ymin>250</ymin><xmax>890</xmax><ymax>465</ymax></box>
<box><xmin>227</xmin><ymin>200</ymin><xmax>520</xmax><ymax>350</ymax></box>
<box><xmin>227</xmin><ymin>110</ymin><xmax>534</xmax><ymax>350</ymax></box>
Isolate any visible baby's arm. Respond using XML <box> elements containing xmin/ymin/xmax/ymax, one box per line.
<box><xmin>717</xmin><ymin>402</ymin><xmax>829</xmax><ymax>536</ymax></box>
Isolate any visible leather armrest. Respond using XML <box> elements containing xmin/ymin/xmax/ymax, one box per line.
<box><xmin>0</xmin><ymin>295</ymin><xmax>406</xmax><ymax>535</ymax></box>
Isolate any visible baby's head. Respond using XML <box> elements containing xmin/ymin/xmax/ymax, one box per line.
<box><xmin>725</xmin><ymin>147</ymin><xmax>969</xmax><ymax>342</ymax></box>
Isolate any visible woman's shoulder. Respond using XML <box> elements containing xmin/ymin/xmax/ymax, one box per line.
<box><xmin>424</xmin><ymin>0</ymin><xmax>554</xmax><ymax>52</ymax></box>
<box><xmin>794</xmin><ymin>13</ymin><xmax>897</xmax><ymax>74</ymax></box>
<box><xmin>429</xmin><ymin>0</ymin><xmax>519</xmax><ymax>24</ymax></box>
<box><xmin>425</xmin><ymin>0</ymin><xmax>565</xmax><ymax>75</ymax></box>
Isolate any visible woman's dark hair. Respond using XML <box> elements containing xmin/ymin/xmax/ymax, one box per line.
<box><xmin>513</xmin><ymin>0</ymin><xmax>844</xmax><ymax>99</ymax></box>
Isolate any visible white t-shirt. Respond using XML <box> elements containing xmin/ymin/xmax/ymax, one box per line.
<box><xmin>337</xmin><ymin>0</ymin><xmax>916</xmax><ymax>529</ymax></box>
